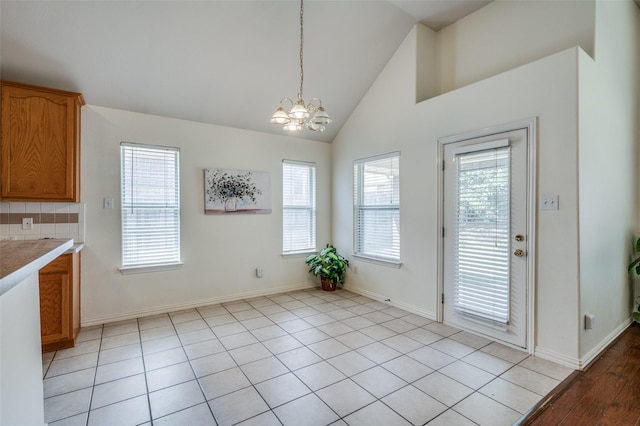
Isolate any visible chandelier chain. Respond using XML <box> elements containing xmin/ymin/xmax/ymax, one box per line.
<box><xmin>299</xmin><ymin>0</ymin><xmax>304</xmax><ymax>99</ymax></box>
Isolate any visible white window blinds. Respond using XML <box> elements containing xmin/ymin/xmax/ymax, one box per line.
<box><xmin>121</xmin><ymin>143</ymin><xmax>181</xmax><ymax>268</ymax></box>
<box><xmin>353</xmin><ymin>152</ymin><xmax>400</xmax><ymax>262</ymax></box>
<box><xmin>454</xmin><ymin>146</ymin><xmax>510</xmax><ymax>324</ymax></box>
<box><xmin>282</xmin><ymin>160</ymin><xmax>316</xmax><ymax>253</ymax></box>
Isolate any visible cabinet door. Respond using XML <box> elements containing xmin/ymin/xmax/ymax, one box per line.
<box><xmin>39</xmin><ymin>272</ymin><xmax>72</xmax><ymax>347</ymax></box>
<box><xmin>1</xmin><ymin>81</ymin><xmax>83</xmax><ymax>201</ymax></box>
<box><xmin>39</xmin><ymin>254</ymin><xmax>74</xmax><ymax>351</ymax></box>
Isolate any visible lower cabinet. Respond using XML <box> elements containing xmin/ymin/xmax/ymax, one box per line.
<box><xmin>39</xmin><ymin>252</ymin><xmax>80</xmax><ymax>352</ymax></box>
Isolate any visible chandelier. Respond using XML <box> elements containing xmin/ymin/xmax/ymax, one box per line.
<box><xmin>270</xmin><ymin>0</ymin><xmax>331</xmax><ymax>132</ymax></box>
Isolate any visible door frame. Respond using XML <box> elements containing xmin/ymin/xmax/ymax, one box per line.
<box><xmin>436</xmin><ymin>117</ymin><xmax>537</xmax><ymax>353</ymax></box>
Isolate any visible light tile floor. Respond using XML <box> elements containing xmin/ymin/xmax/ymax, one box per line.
<box><xmin>42</xmin><ymin>289</ymin><xmax>573</xmax><ymax>426</ymax></box>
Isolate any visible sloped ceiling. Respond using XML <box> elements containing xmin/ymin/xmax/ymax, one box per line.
<box><xmin>0</xmin><ymin>1</ymin><xmax>490</xmax><ymax>143</ymax></box>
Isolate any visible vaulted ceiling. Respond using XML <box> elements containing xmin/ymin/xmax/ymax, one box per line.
<box><xmin>0</xmin><ymin>1</ymin><xmax>490</xmax><ymax>143</ymax></box>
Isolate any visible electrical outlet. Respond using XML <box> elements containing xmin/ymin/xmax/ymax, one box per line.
<box><xmin>256</xmin><ymin>267</ymin><xmax>263</xmax><ymax>278</ymax></box>
<box><xmin>22</xmin><ymin>217</ymin><xmax>33</xmax><ymax>230</ymax></box>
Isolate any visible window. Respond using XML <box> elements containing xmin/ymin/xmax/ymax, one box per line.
<box><xmin>353</xmin><ymin>152</ymin><xmax>400</xmax><ymax>263</ymax></box>
<box><xmin>120</xmin><ymin>142</ymin><xmax>181</xmax><ymax>271</ymax></box>
<box><xmin>282</xmin><ymin>160</ymin><xmax>316</xmax><ymax>254</ymax></box>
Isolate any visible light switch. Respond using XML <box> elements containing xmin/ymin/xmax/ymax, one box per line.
<box><xmin>541</xmin><ymin>194</ymin><xmax>559</xmax><ymax>210</ymax></box>
<box><xmin>103</xmin><ymin>197</ymin><xmax>114</xmax><ymax>209</ymax></box>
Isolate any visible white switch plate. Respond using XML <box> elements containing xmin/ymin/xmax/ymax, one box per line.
<box><xmin>103</xmin><ymin>197</ymin><xmax>114</xmax><ymax>209</ymax></box>
<box><xmin>541</xmin><ymin>194</ymin><xmax>559</xmax><ymax>210</ymax></box>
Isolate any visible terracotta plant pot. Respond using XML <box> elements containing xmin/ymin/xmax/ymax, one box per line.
<box><xmin>321</xmin><ymin>276</ymin><xmax>337</xmax><ymax>291</ymax></box>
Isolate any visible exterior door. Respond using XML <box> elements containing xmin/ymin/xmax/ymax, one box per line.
<box><xmin>442</xmin><ymin>127</ymin><xmax>529</xmax><ymax>348</ymax></box>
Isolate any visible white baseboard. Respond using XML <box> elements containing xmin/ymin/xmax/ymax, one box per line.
<box><xmin>81</xmin><ymin>283</ymin><xmax>316</xmax><ymax>327</ymax></box>
<box><xmin>345</xmin><ymin>285</ymin><xmax>437</xmax><ymax>321</ymax></box>
<box><xmin>534</xmin><ymin>319</ymin><xmax>632</xmax><ymax>370</ymax></box>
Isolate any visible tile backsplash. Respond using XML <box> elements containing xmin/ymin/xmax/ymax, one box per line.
<box><xmin>0</xmin><ymin>202</ymin><xmax>85</xmax><ymax>242</ymax></box>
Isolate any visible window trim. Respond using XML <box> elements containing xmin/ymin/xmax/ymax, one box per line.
<box><xmin>353</xmin><ymin>151</ymin><xmax>401</xmax><ymax>266</ymax></box>
<box><xmin>282</xmin><ymin>159</ymin><xmax>317</xmax><ymax>255</ymax></box>
<box><xmin>119</xmin><ymin>142</ymin><xmax>182</xmax><ymax>273</ymax></box>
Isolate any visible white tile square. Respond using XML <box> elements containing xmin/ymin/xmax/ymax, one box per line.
<box><xmin>277</xmin><ymin>346</ymin><xmax>322</xmax><ymax>370</ymax></box>
<box><xmin>43</xmin><ymin>368</ymin><xmax>96</xmax><ymax>398</ymax></box>
<box><xmin>440</xmin><ymin>360</ymin><xmax>496</xmax><ymax>390</ymax></box>
<box><xmin>407</xmin><ymin>345</ymin><xmax>456</xmax><ymax>370</ymax></box>
<box><xmin>240</xmin><ymin>356</ymin><xmax>289</xmax><ymax>384</ymax></box>
<box><xmin>316</xmin><ymin>379</ymin><xmax>376</xmax><ymax>417</ymax></box>
<box><xmin>209</xmin><ymin>386</ymin><xmax>270</xmax><ymax>426</ymax></box>
<box><xmin>142</xmin><ymin>335</ymin><xmax>182</xmax><ymax>355</ymax></box>
<box><xmin>382</xmin><ymin>385</ymin><xmax>447</xmax><ymax>424</ymax></box>
<box><xmin>151</xmin><ymin>402</ymin><xmax>215</xmax><ymax>425</ymax></box>
<box><xmin>144</xmin><ymin>347</ymin><xmax>187</xmax><ymax>371</ymax></box>
<box><xmin>149</xmin><ymin>380</ymin><xmax>206</xmax><ymax>419</ymax></box>
<box><xmin>183</xmin><ymin>338</ymin><xmax>226</xmax><ymax>360</ymax></box>
<box><xmin>500</xmin><ymin>365</ymin><xmax>560</xmax><ymax>396</ymax></box>
<box><xmin>95</xmin><ymin>356</ymin><xmax>144</xmax><ymax>384</ymax></box>
<box><xmin>198</xmin><ymin>367</ymin><xmax>251</xmax><ymax>400</ymax></box>
<box><xmin>462</xmin><ymin>350</ymin><xmax>514</xmax><ymax>376</ymax></box>
<box><xmin>308</xmin><ymin>338</ymin><xmax>350</xmax><ymax>359</ymax></box>
<box><xmin>343</xmin><ymin>400</ymin><xmax>411</xmax><ymax>426</ymax></box>
<box><xmin>429</xmin><ymin>338</ymin><xmax>476</xmax><ymax>359</ymax></box>
<box><xmin>356</xmin><ymin>341</ymin><xmax>402</xmax><ymax>364</ymax></box>
<box><xmin>330</xmin><ymin>351</ymin><xmax>376</xmax><ymax>376</ymax></box>
<box><xmin>87</xmin><ymin>395</ymin><xmax>150</xmax><ymax>426</ymax></box>
<box><xmin>44</xmin><ymin>387</ymin><xmax>92</xmax><ymax>423</ymax></box>
<box><xmin>228</xmin><ymin>342</ymin><xmax>272</xmax><ymax>365</ymax></box>
<box><xmin>480</xmin><ymin>377</ymin><xmax>543</xmax><ymax>413</ymax></box>
<box><xmin>255</xmin><ymin>373</ymin><xmax>311</xmax><ymax>407</ymax></box>
<box><xmin>146</xmin><ymin>361</ymin><xmax>196</xmax><ymax>392</ymax></box>
<box><xmin>262</xmin><ymin>335</ymin><xmax>303</xmax><ymax>354</ymax></box>
<box><xmin>273</xmin><ymin>393</ymin><xmax>339</xmax><ymax>426</ymax></box>
<box><xmin>294</xmin><ymin>361</ymin><xmax>346</xmax><ymax>391</ymax></box>
<box><xmin>351</xmin><ymin>366</ymin><xmax>407</xmax><ymax>398</ymax></box>
<box><xmin>190</xmin><ymin>351</ymin><xmax>236</xmax><ymax>378</ymax></box>
<box><xmin>453</xmin><ymin>392</ymin><xmax>521</xmax><ymax>426</ymax></box>
<box><xmin>413</xmin><ymin>372</ymin><xmax>474</xmax><ymax>407</ymax></box>
<box><xmin>90</xmin><ymin>374</ymin><xmax>147</xmax><ymax>409</ymax></box>
<box><xmin>382</xmin><ymin>355</ymin><xmax>433</xmax><ymax>382</ymax></box>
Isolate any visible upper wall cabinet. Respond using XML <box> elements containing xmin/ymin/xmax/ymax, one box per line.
<box><xmin>1</xmin><ymin>80</ymin><xmax>84</xmax><ymax>202</ymax></box>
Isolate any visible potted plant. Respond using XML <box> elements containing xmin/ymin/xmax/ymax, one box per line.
<box><xmin>305</xmin><ymin>244</ymin><xmax>349</xmax><ymax>291</ymax></box>
<box><xmin>626</xmin><ymin>237</ymin><xmax>640</xmax><ymax>323</ymax></box>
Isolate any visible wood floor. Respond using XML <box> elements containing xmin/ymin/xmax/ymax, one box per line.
<box><xmin>523</xmin><ymin>322</ymin><xmax>640</xmax><ymax>425</ymax></box>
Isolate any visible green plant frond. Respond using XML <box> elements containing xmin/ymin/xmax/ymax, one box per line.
<box><xmin>635</xmin><ymin>238</ymin><xmax>640</xmax><ymax>253</ymax></box>
<box><xmin>629</xmin><ymin>256</ymin><xmax>640</xmax><ymax>274</ymax></box>
<box><xmin>632</xmin><ymin>311</ymin><xmax>640</xmax><ymax>324</ymax></box>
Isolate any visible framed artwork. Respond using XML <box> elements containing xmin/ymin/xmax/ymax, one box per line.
<box><xmin>204</xmin><ymin>168</ymin><xmax>271</xmax><ymax>214</ymax></box>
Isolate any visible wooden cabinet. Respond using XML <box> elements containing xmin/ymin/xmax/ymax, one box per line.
<box><xmin>39</xmin><ymin>252</ymin><xmax>80</xmax><ymax>352</ymax></box>
<box><xmin>1</xmin><ymin>80</ymin><xmax>84</xmax><ymax>201</ymax></box>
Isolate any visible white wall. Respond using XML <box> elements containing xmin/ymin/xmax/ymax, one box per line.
<box><xmin>81</xmin><ymin>106</ymin><xmax>331</xmax><ymax>325</ymax></box>
<box><xmin>577</xmin><ymin>0</ymin><xmax>640</xmax><ymax>362</ymax></box>
<box><xmin>437</xmin><ymin>0</ymin><xmax>594</xmax><ymax>94</ymax></box>
<box><xmin>332</xmin><ymin>21</ymin><xmax>582</xmax><ymax>364</ymax></box>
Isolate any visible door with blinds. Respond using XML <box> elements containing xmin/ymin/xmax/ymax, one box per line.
<box><xmin>442</xmin><ymin>128</ymin><xmax>528</xmax><ymax>348</ymax></box>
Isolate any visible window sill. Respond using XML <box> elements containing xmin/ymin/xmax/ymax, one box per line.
<box><xmin>282</xmin><ymin>250</ymin><xmax>316</xmax><ymax>259</ymax></box>
<box><xmin>353</xmin><ymin>254</ymin><xmax>402</xmax><ymax>269</ymax></box>
<box><xmin>119</xmin><ymin>262</ymin><xmax>184</xmax><ymax>275</ymax></box>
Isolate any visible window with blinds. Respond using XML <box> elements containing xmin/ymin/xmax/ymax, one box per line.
<box><xmin>121</xmin><ymin>143</ymin><xmax>181</xmax><ymax>270</ymax></box>
<box><xmin>454</xmin><ymin>146</ymin><xmax>510</xmax><ymax>324</ymax></box>
<box><xmin>353</xmin><ymin>152</ymin><xmax>400</xmax><ymax>263</ymax></box>
<box><xmin>282</xmin><ymin>160</ymin><xmax>316</xmax><ymax>254</ymax></box>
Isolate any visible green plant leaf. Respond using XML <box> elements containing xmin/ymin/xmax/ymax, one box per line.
<box><xmin>628</xmin><ymin>256</ymin><xmax>640</xmax><ymax>274</ymax></box>
<box><xmin>632</xmin><ymin>311</ymin><xmax>640</xmax><ymax>324</ymax></box>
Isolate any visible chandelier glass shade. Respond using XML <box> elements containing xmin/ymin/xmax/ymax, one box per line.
<box><xmin>270</xmin><ymin>0</ymin><xmax>331</xmax><ymax>132</ymax></box>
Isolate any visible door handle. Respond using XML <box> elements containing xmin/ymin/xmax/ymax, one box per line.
<box><xmin>514</xmin><ymin>249</ymin><xmax>525</xmax><ymax>257</ymax></box>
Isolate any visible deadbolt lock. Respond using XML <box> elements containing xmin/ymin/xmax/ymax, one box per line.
<box><xmin>514</xmin><ymin>249</ymin><xmax>525</xmax><ymax>257</ymax></box>
<box><xmin>515</xmin><ymin>234</ymin><xmax>524</xmax><ymax>242</ymax></box>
